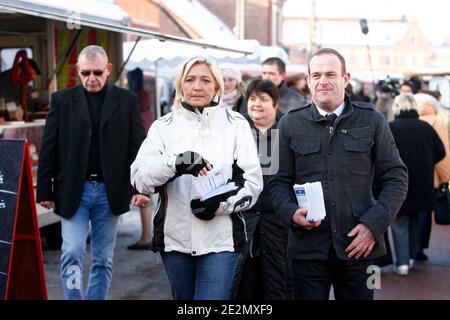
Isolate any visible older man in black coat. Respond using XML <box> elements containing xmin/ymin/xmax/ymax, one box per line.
<box><xmin>37</xmin><ymin>45</ymin><xmax>148</xmax><ymax>300</ymax></box>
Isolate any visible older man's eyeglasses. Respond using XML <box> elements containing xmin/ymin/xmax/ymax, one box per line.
<box><xmin>79</xmin><ymin>69</ymin><xmax>106</xmax><ymax>77</ymax></box>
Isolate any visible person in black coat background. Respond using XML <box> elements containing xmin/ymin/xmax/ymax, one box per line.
<box><xmin>236</xmin><ymin>79</ymin><xmax>293</xmax><ymax>300</ymax></box>
<box><xmin>37</xmin><ymin>45</ymin><xmax>148</xmax><ymax>299</ymax></box>
<box><xmin>388</xmin><ymin>93</ymin><xmax>445</xmax><ymax>276</ymax></box>
<box><xmin>261</xmin><ymin>57</ymin><xmax>307</xmax><ymax>113</ymax></box>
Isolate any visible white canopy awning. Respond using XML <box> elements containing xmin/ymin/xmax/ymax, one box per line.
<box><xmin>123</xmin><ymin>38</ymin><xmax>295</xmax><ymax>71</ymax></box>
<box><xmin>0</xmin><ymin>0</ymin><xmax>252</xmax><ymax>55</ymax></box>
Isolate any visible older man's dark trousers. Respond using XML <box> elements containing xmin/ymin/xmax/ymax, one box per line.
<box><xmin>291</xmin><ymin>246</ymin><xmax>374</xmax><ymax>300</ymax></box>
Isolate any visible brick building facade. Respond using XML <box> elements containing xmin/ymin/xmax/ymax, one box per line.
<box><xmin>199</xmin><ymin>0</ymin><xmax>283</xmax><ymax>45</ymax></box>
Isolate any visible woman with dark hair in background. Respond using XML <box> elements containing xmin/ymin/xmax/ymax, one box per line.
<box><xmin>236</xmin><ymin>79</ymin><xmax>293</xmax><ymax>300</ymax></box>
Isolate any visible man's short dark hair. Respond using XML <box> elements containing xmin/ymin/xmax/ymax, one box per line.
<box><xmin>246</xmin><ymin>79</ymin><xmax>281</xmax><ymax>106</ymax></box>
<box><xmin>400</xmin><ymin>82</ymin><xmax>414</xmax><ymax>92</ymax></box>
<box><xmin>262</xmin><ymin>57</ymin><xmax>286</xmax><ymax>74</ymax></box>
<box><xmin>308</xmin><ymin>48</ymin><xmax>346</xmax><ymax>76</ymax></box>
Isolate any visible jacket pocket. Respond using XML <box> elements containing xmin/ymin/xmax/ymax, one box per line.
<box><xmin>344</xmin><ymin>126</ymin><xmax>371</xmax><ymax>138</ymax></box>
<box><xmin>351</xmin><ymin>204</ymin><xmax>362</xmax><ymax>218</ymax></box>
<box><xmin>291</xmin><ymin>140</ymin><xmax>321</xmax><ymax>155</ymax></box>
<box><xmin>341</xmin><ymin>204</ymin><xmax>363</xmax><ymax>235</ymax></box>
<box><xmin>342</xmin><ymin>132</ymin><xmax>373</xmax><ymax>177</ymax></box>
<box><xmin>344</xmin><ymin>137</ymin><xmax>373</xmax><ymax>152</ymax></box>
<box><xmin>290</xmin><ymin>139</ymin><xmax>323</xmax><ymax>180</ymax></box>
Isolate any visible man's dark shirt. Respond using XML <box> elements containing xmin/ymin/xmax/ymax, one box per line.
<box><xmin>85</xmin><ymin>85</ymin><xmax>107</xmax><ymax>177</ymax></box>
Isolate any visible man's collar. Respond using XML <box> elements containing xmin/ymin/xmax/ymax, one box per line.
<box><xmin>278</xmin><ymin>81</ymin><xmax>288</xmax><ymax>95</ymax></box>
<box><xmin>315</xmin><ymin>101</ymin><xmax>345</xmax><ymax>117</ymax></box>
<box><xmin>83</xmin><ymin>83</ymin><xmax>108</xmax><ymax>96</ymax></box>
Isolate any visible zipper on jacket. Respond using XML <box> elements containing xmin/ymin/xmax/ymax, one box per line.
<box><xmin>237</xmin><ymin>212</ymin><xmax>248</xmax><ymax>243</ymax></box>
<box><xmin>248</xmin><ymin>236</ymin><xmax>255</xmax><ymax>258</ymax></box>
<box><xmin>341</xmin><ymin>126</ymin><xmax>371</xmax><ymax>136</ymax></box>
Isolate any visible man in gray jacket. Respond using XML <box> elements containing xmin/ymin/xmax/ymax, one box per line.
<box><xmin>269</xmin><ymin>48</ymin><xmax>408</xmax><ymax>300</ymax></box>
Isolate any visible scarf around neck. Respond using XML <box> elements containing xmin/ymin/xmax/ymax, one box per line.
<box><xmin>222</xmin><ymin>89</ymin><xmax>239</xmax><ymax>109</ymax></box>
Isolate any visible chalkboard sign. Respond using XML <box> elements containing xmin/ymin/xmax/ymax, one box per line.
<box><xmin>0</xmin><ymin>139</ymin><xmax>47</xmax><ymax>300</ymax></box>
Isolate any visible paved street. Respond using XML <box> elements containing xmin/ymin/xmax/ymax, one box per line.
<box><xmin>43</xmin><ymin>208</ymin><xmax>172</xmax><ymax>300</ymax></box>
<box><xmin>42</xmin><ymin>209</ymin><xmax>450</xmax><ymax>300</ymax></box>
<box><xmin>376</xmin><ymin>222</ymin><xmax>450</xmax><ymax>300</ymax></box>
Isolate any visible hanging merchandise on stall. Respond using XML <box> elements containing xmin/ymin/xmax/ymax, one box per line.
<box><xmin>0</xmin><ymin>49</ymin><xmax>47</xmax><ymax>123</ymax></box>
<box><xmin>0</xmin><ymin>139</ymin><xmax>47</xmax><ymax>300</ymax></box>
<box><xmin>10</xmin><ymin>50</ymin><xmax>34</xmax><ymax>123</ymax></box>
<box><xmin>0</xmin><ymin>50</ymin><xmax>35</xmax><ymax>123</ymax></box>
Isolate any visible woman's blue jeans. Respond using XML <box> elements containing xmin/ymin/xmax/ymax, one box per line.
<box><xmin>60</xmin><ymin>181</ymin><xmax>119</xmax><ymax>300</ymax></box>
<box><xmin>161</xmin><ymin>251</ymin><xmax>242</xmax><ymax>300</ymax></box>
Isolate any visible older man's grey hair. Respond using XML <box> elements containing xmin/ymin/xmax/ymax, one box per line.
<box><xmin>393</xmin><ymin>93</ymin><xmax>419</xmax><ymax>115</ymax></box>
<box><xmin>414</xmin><ymin>93</ymin><xmax>440</xmax><ymax>114</ymax></box>
<box><xmin>78</xmin><ymin>45</ymin><xmax>108</xmax><ymax>62</ymax></box>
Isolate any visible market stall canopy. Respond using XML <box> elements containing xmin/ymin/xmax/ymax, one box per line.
<box><xmin>0</xmin><ymin>0</ymin><xmax>252</xmax><ymax>54</ymax></box>
<box><xmin>122</xmin><ymin>38</ymin><xmax>302</xmax><ymax>77</ymax></box>
<box><xmin>123</xmin><ymin>39</ymin><xmax>259</xmax><ymax>69</ymax></box>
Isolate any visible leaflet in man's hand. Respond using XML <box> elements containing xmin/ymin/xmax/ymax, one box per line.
<box><xmin>293</xmin><ymin>182</ymin><xmax>326</xmax><ymax>222</ymax></box>
<box><xmin>192</xmin><ymin>166</ymin><xmax>237</xmax><ymax>201</ymax></box>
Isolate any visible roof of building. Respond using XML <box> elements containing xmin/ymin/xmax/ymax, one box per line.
<box><xmin>160</xmin><ymin>0</ymin><xmax>236</xmax><ymax>40</ymax></box>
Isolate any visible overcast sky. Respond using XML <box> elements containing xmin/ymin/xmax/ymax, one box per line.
<box><xmin>283</xmin><ymin>0</ymin><xmax>450</xmax><ymax>45</ymax></box>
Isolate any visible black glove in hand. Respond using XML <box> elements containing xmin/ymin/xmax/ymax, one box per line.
<box><xmin>190</xmin><ymin>197</ymin><xmax>221</xmax><ymax>221</ymax></box>
<box><xmin>175</xmin><ymin>151</ymin><xmax>211</xmax><ymax>177</ymax></box>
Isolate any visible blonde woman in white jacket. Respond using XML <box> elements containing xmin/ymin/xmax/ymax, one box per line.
<box><xmin>131</xmin><ymin>57</ymin><xmax>263</xmax><ymax>300</ymax></box>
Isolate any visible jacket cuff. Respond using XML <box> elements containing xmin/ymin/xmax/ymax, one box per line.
<box><xmin>280</xmin><ymin>202</ymin><xmax>300</xmax><ymax>225</ymax></box>
<box><xmin>217</xmin><ymin>201</ymin><xmax>239</xmax><ymax>216</ymax></box>
<box><xmin>166</xmin><ymin>154</ymin><xmax>178</xmax><ymax>174</ymax></box>
<box><xmin>290</xmin><ymin>222</ymin><xmax>307</xmax><ymax>236</ymax></box>
<box><xmin>358</xmin><ymin>212</ymin><xmax>389</xmax><ymax>240</ymax></box>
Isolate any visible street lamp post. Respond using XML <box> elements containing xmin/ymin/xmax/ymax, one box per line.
<box><xmin>360</xmin><ymin>18</ymin><xmax>375</xmax><ymax>84</ymax></box>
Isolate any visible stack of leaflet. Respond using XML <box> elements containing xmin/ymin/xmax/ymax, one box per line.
<box><xmin>293</xmin><ymin>182</ymin><xmax>326</xmax><ymax>222</ymax></box>
<box><xmin>200</xmin><ymin>182</ymin><xmax>237</xmax><ymax>201</ymax></box>
<box><xmin>192</xmin><ymin>166</ymin><xmax>237</xmax><ymax>201</ymax></box>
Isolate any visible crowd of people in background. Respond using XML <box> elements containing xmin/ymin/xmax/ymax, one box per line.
<box><xmin>151</xmin><ymin>54</ymin><xmax>450</xmax><ymax>287</ymax></box>
<box><xmin>37</xmin><ymin>44</ymin><xmax>450</xmax><ymax>301</ymax></box>
<box><xmin>126</xmin><ymin>50</ymin><xmax>450</xmax><ymax>294</ymax></box>
<box><xmin>347</xmin><ymin>76</ymin><xmax>450</xmax><ymax>276</ymax></box>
